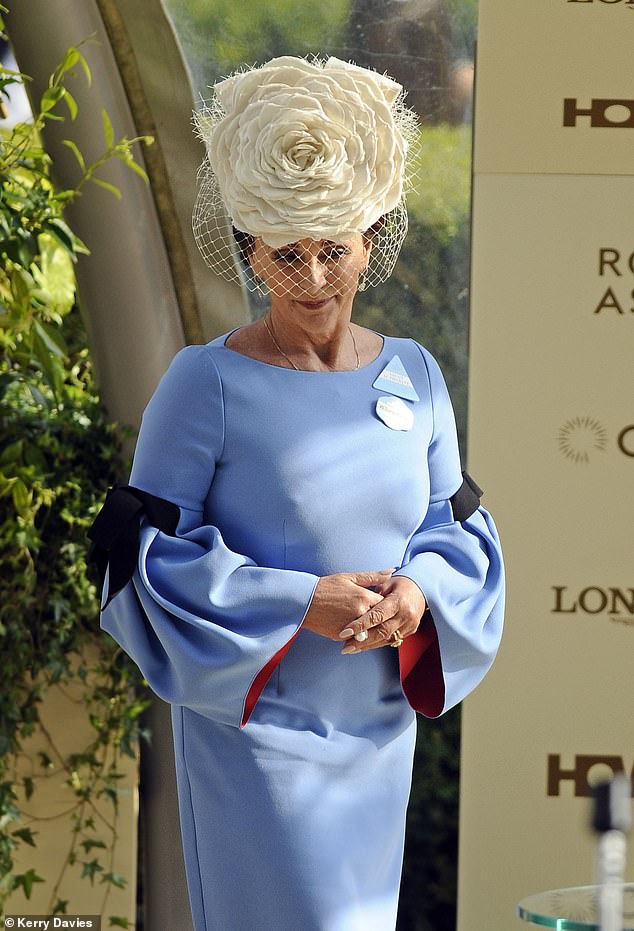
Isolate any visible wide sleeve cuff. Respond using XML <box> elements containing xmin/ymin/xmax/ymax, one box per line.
<box><xmin>393</xmin><ymin>502</ymin><xmax>505</xmax><ymax>717</ymax></box>
<box><xmin>100</xmin><ymin>520</ymin><xmax>319</xmax><ymax>728</ymax></box>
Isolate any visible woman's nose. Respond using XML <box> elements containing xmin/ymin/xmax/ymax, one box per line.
<box><xmin>304</xmin><ymin>259</ymin><xmax>327</xmax><ymax>289</ymax></box>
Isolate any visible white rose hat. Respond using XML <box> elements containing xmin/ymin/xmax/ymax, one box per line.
<box><xmin>192</xmin><ymin>55</ymin><xmax>420</xmax><ymax>292</ymax></box>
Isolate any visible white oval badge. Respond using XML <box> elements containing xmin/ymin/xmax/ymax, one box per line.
<box><xmin>376</xmin><ymin>396</ymin><xmax>414</xmax><ymax>431</ymax></box>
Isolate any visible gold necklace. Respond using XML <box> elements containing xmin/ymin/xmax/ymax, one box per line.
<box><xmin>263</xmin><ymin>315</ymin><xmax>360</xmax><ymax>371</ymax></box>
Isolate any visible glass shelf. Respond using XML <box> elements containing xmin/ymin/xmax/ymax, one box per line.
<box><xmin>518</xmin><ymin>884</ymin><xmax>634</xmax><ymax>929</ymax></box>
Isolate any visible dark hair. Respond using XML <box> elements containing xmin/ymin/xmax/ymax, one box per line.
<box><xmin>364</xmin><ymin>215</ymin><xmax>385</xmax><ymax>241</ymax></box>
<box><xmin>233</xmin><ymin>218</ymin><xmax>384</xmax><ymax>267</ymax></box>
<box><xmin>232</xmin><ymin>226</ymin><xmax>256</xmax><ymax>269</ymax></box>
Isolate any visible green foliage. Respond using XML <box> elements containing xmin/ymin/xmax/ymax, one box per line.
<box><xmin>0</xmin><ymin>27</ymin><xmax>152</xmax><ymax>922</ymax></box>
<box><xmin>164</xmin><ymin>0</ymin><xmax>349</xmax><ymax>87</ymax></box>
<box><xmin>409</xmin><ymin>124</ymin><xmax>472</xmax><ymax>243</ymax></box>
<box><xmin>165</xmin><ymin>0</ymin><xmax>478</xmax><ymax>93</ymax></box>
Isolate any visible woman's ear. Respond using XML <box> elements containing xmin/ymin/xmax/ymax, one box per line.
<box><xmin>361</xmin><ymin>236</ymin><xmax>372</xmax><ymax>272</ymax></box>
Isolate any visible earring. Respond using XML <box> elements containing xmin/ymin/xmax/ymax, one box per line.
<box><xmin>357</xmin><ymin>271</ymin><xmax>367</xmax><ymax>292</ymax></box>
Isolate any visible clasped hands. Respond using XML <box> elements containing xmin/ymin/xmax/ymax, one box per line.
<box><xmin>302</xmin><ymin>570</ymin><xmax>426</xmax><ymax>654</ymax></box>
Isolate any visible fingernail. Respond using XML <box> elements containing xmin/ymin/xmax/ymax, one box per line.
<box><xmin>341</xmin><ymin>644</ymin><xmax>358</xmax><ymax>655</ymax></box>
<box><xmin>339</xmin><ymin>628</ymin><xmax>355</xmax><ymax>639</ymax></box>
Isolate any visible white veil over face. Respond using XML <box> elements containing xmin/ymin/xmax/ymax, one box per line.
<box><xmin>191</xmin><ymin>55</ymin><xmax>420</xmax><ymax>294</ymax></box>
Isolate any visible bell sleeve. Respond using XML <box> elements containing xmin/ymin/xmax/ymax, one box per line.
<box><xmin>393</xmin><ymin>346</ymin><xmax>505</xmax><ymax>718</ymax></box>
<box><xmin>98</xmin><ymin>345</ymin><xmax>319</xmax><ymax>728</ymax></box>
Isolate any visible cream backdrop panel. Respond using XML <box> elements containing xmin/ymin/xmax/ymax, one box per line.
<box><xmin>475</xmin><ymin>0</ymin><xmax>634</xmax><ymax>176</ymax></box>
<box><xmin>458</xmin><ymin>171</ymin><xmax>634</xmax><ymax>931</ymax></box>
<box><xmin>460</xmin><ymin>3</ymin><xmax>634</xmax><ymax>926</ymax></box>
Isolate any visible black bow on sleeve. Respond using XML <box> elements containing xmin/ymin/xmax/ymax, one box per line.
<box><xmin>449</xmin><ymin>472</ymin><xmax>483</xmax><ymax>523</ymax></box>
<box><xmin>88</xmin><ymin>484</ymin><xmax>180</xmax><ymax>608</ymax></box>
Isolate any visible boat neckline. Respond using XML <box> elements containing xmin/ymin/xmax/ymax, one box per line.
<box><xmin>217</xmin><ymin>328</ymin><xmax>388</xmax><ymax>374</ymax></box>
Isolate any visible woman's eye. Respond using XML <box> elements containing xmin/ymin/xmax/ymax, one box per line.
<box><xmin>273</xmin><ymin>250</ymin><xmax>299</xmax><ymax>263</ymax></box>
<box><xmin>321</xmin><ymin>246</ymin><xmax>350</xmax><ymax>261</ymax></box>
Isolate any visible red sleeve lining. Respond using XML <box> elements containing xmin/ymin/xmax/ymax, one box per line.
<box><xmin>398</xmin><ymin>611</ymin><xmax>445</xmax><ymax>718</ymax></box>
<box><xmin>242</xmin><ymin>611</ymin><xmax>445</xmax><ymax>728</ymax></box>
<box><xmin>240</xmin><ymin>629</ymin><xmax>302</xmax><ymax>728</ymax></box>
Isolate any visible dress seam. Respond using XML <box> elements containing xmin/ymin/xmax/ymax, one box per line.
<box><xmin>409</xmin><ymin>340</ymin><xmax>461</xmax><ymax>505</ymax></box>
<box><xmin>200</xmin><ymin>345</ymin><xmax>227</xmax><ymax>462</ymax></box>
<box><xmin>282</xmin><ymin>518</ymin><xmax>288</xmax><ymax>569</ymax></box>
<box><xmin>409</xmin><ymin>339</ymin><xmax>436</xmax><ymax>447</ymax></box>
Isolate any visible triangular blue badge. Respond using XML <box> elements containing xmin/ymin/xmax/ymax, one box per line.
<box><xmin>372</xmin><ymin>355</ymin><xmax>419</xmax><ymax>402</ymax></box>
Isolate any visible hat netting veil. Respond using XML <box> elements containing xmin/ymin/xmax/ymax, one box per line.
<box><xmin>192</xmin><ymin>55</ymin><xmax>420</xmax><ymax>294</ymax></box>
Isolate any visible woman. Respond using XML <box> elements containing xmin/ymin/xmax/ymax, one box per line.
<box><xmin>91</xmin><ymin>57</ymin><xmax>504</xmax><ymax>931</ymax></box>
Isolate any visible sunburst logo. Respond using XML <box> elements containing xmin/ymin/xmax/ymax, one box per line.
<box><xmin>558</xmin><ymin>416</ymin><xmax>608</xmax><ymax>464</ymax></box>
<box><xmin>548</xmin><ymin>887</ymin><xmax>597</xmax><ymax>924</ymax></box>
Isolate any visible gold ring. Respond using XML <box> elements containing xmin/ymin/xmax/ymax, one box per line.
<box><xmin>389</xmin><ymin>629</ymin><xmax>404</xmax><ymax>648</ymax></box>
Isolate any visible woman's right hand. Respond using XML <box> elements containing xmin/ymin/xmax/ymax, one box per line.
<box><xmin>302</xmin><ymin>570</ymin><xmax>392</xmax><ymax>641</ymax></box>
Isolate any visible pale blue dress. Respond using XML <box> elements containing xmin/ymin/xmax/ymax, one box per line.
<box><xmin>99</xmin><ymin>332</ymin><xmax>504</xmax><ymax>931</ymax></box>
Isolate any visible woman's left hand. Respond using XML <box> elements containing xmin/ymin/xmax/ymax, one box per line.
<box><xmin>338</xmin><ymin>575</ymin><xmax>427</xmax><ymax>654</ymax></box>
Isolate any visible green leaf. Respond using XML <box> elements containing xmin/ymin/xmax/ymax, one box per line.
<box><xmin>34</xmin><ymin>319</ymin><xmax>67</xmax><ymax>358</ymax></box>
<box><xmin>0</xmin><ymin>439</ymin><xmax>24</xmax><ymax>466</ymax></box>
<box><xmin>11</xmin><ymin>478</ymin><xmax>31</xmax><ymax>517</ymax></box>
<box><xmin>59</xmin><ymin>48</ymin><xmax>80</xmax><ymax>74</ymax></box>
<box><xmin>46</xmin><ymin>217</ymin><xmax>90</xmax><ymax>256</ymax></box>
<box><xmin>16</xmin><ymin>868</ymin><xmax>45</xmax><ymax>899</ymax></box>
<box><xmin>101</xmin><ymin>108</ymin><xmax>115</xmax><ymax>149</ymax></box>
<box><xmin>10</xmin><ymin>266</ymin><xmax>35</xmax><ymax>305</ymax></box>
<box><xmin>12</xmin><ymin>827</ymin><xmax>37</xmax><ymax>847</ymax></box>
<box><xmin>77</xmin><ymin>49</ymin><xmax>92</xmax><ymax>86</ymax></box>
<box><xmin>32</xmin><ymin>328</ymin><xmax>65</xmax><ymax>398</ymax></box>
<box><xmin>80</xmin><ymin>838</ymin><xmax>107</xmax><ymax>853</ymax></box>
<box><xmin>32</xmin><ymin>232</ymin><xmax>77</xmax><ymax>313</ymax></box>
<box><xmin>91</xmin><ymin>177</ymin><xmax>122</xmax><ymax>199</ymax></box>
<box><xmin>81</xmin><ymin>858</ymin><xmax>104</xmax><ymax>884</ymax></box>
<box><xmin>101</xmin><ymin>785</ymin><xmax>120</xmax><ymax>807</ymax></box>
<box><xmin>121</xmin><ymin>156</ymin><xmax>149</xmax><ymax>184</ymax></box>
<box><xmin>102</xmin><ymin>871</ymin><xmax>127</xmax><ymax>889</ymax></box>
<box><xmin>40</xmin><ymin>85</ymin><xmax>65</xmax><ymax>113</ymax></box>
<box><xmin>63</xmin><ymin>88</ymin><xmax>78</xmax><ymax>121</ymax></box>
<box><xmin>109</xmin><ymin>919</ymin><xmax>131</xmax><ymax>929</ymax></box>
<box><xmin>62</xmin><ymin>138</ymin><xmax>86</xmax><ymax>173</ymax></box>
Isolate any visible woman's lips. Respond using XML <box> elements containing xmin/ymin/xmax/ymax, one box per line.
<box><xmin>295</xmin><ymin>298</ymin><xmax>332</xmax><ymax>309</ymax></box>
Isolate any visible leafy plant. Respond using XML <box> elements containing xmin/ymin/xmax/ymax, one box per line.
<box><xmin>0</xmin><ymin>10</ymin><xmax>152</xmax><ymax>923</ymax></box>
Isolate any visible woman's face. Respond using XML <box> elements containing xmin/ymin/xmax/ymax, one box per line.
<box><xmin>249</xmin><ymin>234</ymin><xmax>370</xmax><ymax>317</ymax></box>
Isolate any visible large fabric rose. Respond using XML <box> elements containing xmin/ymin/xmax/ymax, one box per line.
<box><xmin>195</xmin><ymin>56</ymin><xmax>409</xmax><ymax>247</ymax></box>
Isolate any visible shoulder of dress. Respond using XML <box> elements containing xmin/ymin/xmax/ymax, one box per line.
<box><xmin>152</xmin><ymin>342</ymin><xmax>225</xmax><ymax>403</ymax></box>
<box><xmin>205</xmin><ymin>330</ymin><xmax>234</xmax><ymax>349</ymax></box>
<box><xmin>169</xmin><ymin>340</ymin><xmax>225</xmax><ymax>369</ymax></box>
<box><xmin>380</xmin><ymin>336</ymin><xmax>437</xmax><ymax>374</ymax></box>
<box><xmin>382</xmin><ymin>334</ymin><xmax>427</xmax><ymax>355</ymax></box>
